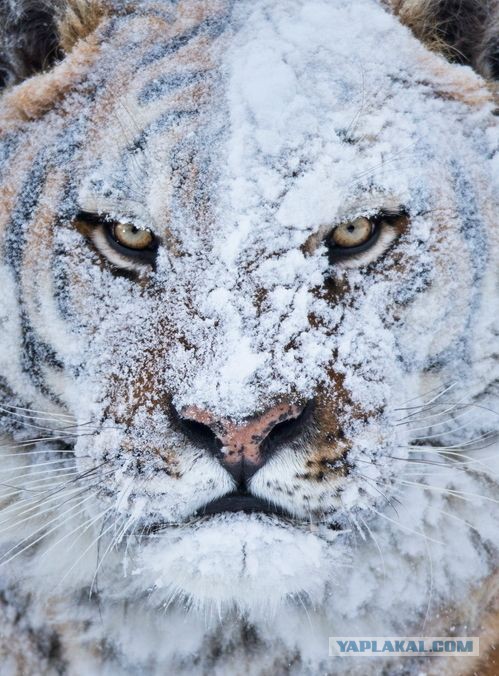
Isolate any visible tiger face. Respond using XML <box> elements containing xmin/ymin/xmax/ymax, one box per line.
<box><xmin>0</xmin><ymin>0</ymin><xmax>498</xmax><ymax>663</ymax></box>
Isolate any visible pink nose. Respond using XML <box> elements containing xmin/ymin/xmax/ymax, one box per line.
<box><xmin>177</xmin><ymin>402</ymin><xmax>308</xmax><ymax>482</ymax></box>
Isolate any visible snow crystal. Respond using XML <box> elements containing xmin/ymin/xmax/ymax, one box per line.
<box><xmin>0</xmin><ymin>0</ymin><xmax>497</xmax><ymax>671</ymax></box>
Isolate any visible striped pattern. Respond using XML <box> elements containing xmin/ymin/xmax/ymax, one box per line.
<box><xmin>0</xmin><ymin>1</ymin><xmax>497</xmax><ymax>675</ymax></box>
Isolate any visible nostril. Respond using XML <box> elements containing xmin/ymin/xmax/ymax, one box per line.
<box><xmin>180</xmin><ymin>418</ymin><xmax>222</xmax><ymax>451</ymax></box>
<box><xmin>262</xmin><ymin>400</ymin><xmax>314</xmax><ymax>451</ymax></box>
<box><xmin>169</xmin><ymin>399</ymin><xmax>314</xmax><ymax>467</ymax></box>
<box><xmin>169</xmin><ymin>405</ymin><xmax>222</xmax><ymax>452</ymax></box>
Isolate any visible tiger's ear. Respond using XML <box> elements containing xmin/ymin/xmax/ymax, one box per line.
<box><xmin>391</xmin><ymin>0</ymin><xmax>499</xmax><ymax>80</ymax></box>
<box><xmin>0</xmin><ymin>1</ymin><xmax>62</xmax><ymax>88</ymax></box>
<box><xmin>0</xmin><ymin>0</ymin><xmax>105</xmax><ymax>90</ymax></box>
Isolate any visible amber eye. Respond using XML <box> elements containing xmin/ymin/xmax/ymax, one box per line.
<box><xmin>326</xmin><ymin>215</ymin><xmax>381</xmax><ymax>261</ymax></box>
<box><xmin>331</xmin><ymin>217</ymin><xmax>374</xmax><ymax>248</ymax></box>
<box><xmin>74</xmin><ymin>211</ymin><xmax>159</xmax><ymax>268</ymax></box>
<box><xmin>112</xmin><ymin>222</ymin><xmax>154</xmax><ymax>250</ymax></box>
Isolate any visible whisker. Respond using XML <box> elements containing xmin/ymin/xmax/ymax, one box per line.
<box><xmin>434</xmin><ymin>507</ymin><xmax>478</xmax><ymax>531</ymax></box>
<box><xmin>355</xmin><ymin>471</ymin><xmax>401</xmax><ymax>517</ymax></box>
<box><xmin>0</xmin><ymin>433</ymin><xmax>96</xmax><ymax>449</ymax></box>
<box><xmin>396</xmin><ymin>397</ymin><xmax>470</xmax><ymax>424</ymax></box>
<box><xmin>398</xmin><ymin>407</ymin><xmax>474</xmax><ymax>432</ymax></box>
<box><xmin>405</xmin><ymin>449</ymin><xmax>476</xmax><ymax>461</ymax></box>
<box><xmin>351</xmin><ymin>142</ymin><xmax>416</xmax><ymax>183</ymax></box>
<box><xmin>0</xmin><ymin>484</ymin><xmax>93</xmax><ymax>529</ymax></box>
<box><xmin>397</xmin><ymin>382</ymin><xmax>458</xmax><ymax>407</ymax></box>
<box><xmin>2</xmin><ymin>449</ymin><xmax>80</xmax><ymax>457</ymax></box>
<box><xmin>394</xmin><ymin>479</ymin><xmax>499</xmax><ymax>506</ymax></box>
<box><xmin>389</xmin><ymin>455</ymin><xmax>499</xmax><ymax>476</ymax></box>
<box><xmin>0</xmin><ymin>458</ymin><xmax>77</xmax><ymax>475</ymax></box>
<box><xmin>41</xmin><ymin>466</ymin><xmax>112</xmax><ymax>500</ymax></box>
<box><xmin>0</xmin><ymin>409</ymin><xmax>91</xmax><ymax>434</ymax></box>
<box><xmin>0</xmin><ymin>469</ymin><xmax>83</xmax><ymax>494</ymax></box>
<box><xmin>408</xmin><ymin>420</ymin><xmax>488</xmax><ymax>441</ymax></box>
<box><xmin>369</xmin><ymin>507</ymin><xmax>444</xmax><ymax>545</ymax></box>
<box><xmin>0</xmin><ymin>498</ymin><xmax>97</xmax><ymax>567</ymax></box>
<box><xmin>396</xmin><ymin>400</ymin><xmax>499</xmax><ymax>426</ymax></box>
<box><xmin>0</xmin><ymin>488</ymin><xmax>93</xmax><ymax>538</ymax></box>
<box><xmin>38</xmin><ymin>500</ymin><xmax>110</xmax><ymax>563</ymax></box>
<box><xmin>0</xmin><ymin>404</ymin><xmax>75</xmax><ymax>420</ymax></box>
<box><xmin>0</xmin><ymin>408</ymin><xmax>76</xmax><ymax>425</ymax></box>
<box><xmin>90</xmin><ymin>513</ymin><xmax>129</xmax><ymax>595</ymax></box>
<box><xmin>0</xmin><ymin>465</ymin><xmax>109</xmax><ymax>502</ymax></box>
<box><xmin>421</xmin><ymin>528</ymin><xmax>434</xmax><ymax>633</ymax></box>
<box><xmin>419</xmin><ymin>382</ymin><xmax>459</xmax><ymax>407</ymax></box>
<box><xmin>358</xmin><ymin>514</ymin><xmax>386</xmax><ymax>578</ymax></box>
<box><xmin>57</xmin><ymin>509</ymin><xmax>117</xmax><ymax>589</ymax></box>
<box><xmin>405</xmin><ymin>431</ymin><xmax>498</xmax><ymax>450</ymax></box>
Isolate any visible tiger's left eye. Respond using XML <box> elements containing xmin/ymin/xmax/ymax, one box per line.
<box><xmin>331</xmin><ymin>217</ymin><xmax>374</xmax><ymax>248</ymax></box>
<box><xmin>112</xmin><ymin>222</ymin><xmax>155</xmax><ymax>251</ymax></box>
<box><xmin>326</xmin><ymin>216</ymin><xmax>381</xmax><ymax>260</ymax></box>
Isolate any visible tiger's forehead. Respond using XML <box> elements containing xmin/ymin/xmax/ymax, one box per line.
<box><xmin>76</xmin><ymin>0</ymin><xmax>481</xmax><ymax>253</ymax></box>
<box><xmin>65</xmin><ymin>0</ymin><xmax>495</xmax><ymax>421</ymax></box>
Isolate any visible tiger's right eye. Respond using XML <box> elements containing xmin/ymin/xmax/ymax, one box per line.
<box><xmin>112</xmin><ymin>223</ymin><xmax>155</xmax><ymax>251</ymax></box>
<box><xmin>75</xmin><ymin>211</ymin><xmax>159</xmax><ymax>269</ymax></box>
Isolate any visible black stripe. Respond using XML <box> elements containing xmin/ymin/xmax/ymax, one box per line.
<box><xmin>126</xmin><ymin>109</ymin><xmax>199</xmax><ymax>154</ymax></box>
<box><xmin>6</xmin><ymin>157</ymin><xmax>65</xmax><ymax>395</ymax></box>
<box><xmin>138</xmin><ymin>69</ymin><xmax>204</xmax><ymax>105</ymax></box>
<box><xmin>4</xmin><ymin>151</ymin><xmax>48</xmax><ymax>280</ymax></box>
<box><xmin>139</xmin><ymin>11</ymin><xmax>230</xmax><ymax>68</ymax></box>
<box><xmin>451</xmin><ymin>162</ymin><xmax>488</xmax><ymax>286</ymax></box>
<box><xmin>423</xmin><ymin>164</ymin><xmax>488</xmax><ymax>374</ymax></box>
<box><xmin>3</xmin><ymin>137</ymin><xmax>80</xmax><ymax>401</ymax></box>
<box><xmin>0</xmin><ymin>132</ymin><xmax>21</xmax><ymax>180</ymax></box>
<box><xmin>52</xmin><ymin>182</ymin><xmax>82</xmax><ymax>324</ymax></box>
<box><xmin>19</xmin><ymin>309</ymin><xmax>64</xmax><ymax>392</ymax></box>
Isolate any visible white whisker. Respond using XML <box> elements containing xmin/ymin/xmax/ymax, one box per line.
<box><xmin>38</xmin><ymin>500</ymin><xmax>110</xmax><ymax>563</ymax></box>
<box><xmin>0</xmin><ymin>498</ymin><xmax>98</xmax><ymax>567</ymax></box>
<box><xmin>400</xmin><ymin>407</ymin><xmax>474</xmax><ymax>433</ymax></box>
<box><xmin>0</xmin><ymin>484</ymin><xmax>92</xmax><ymax>528</ymax></box>
<box><xmin>0</xmin><ymin>488</ymin><xmax>92</xmax><ymax>538</ymax></box>
<box><xmin>0</xmin><ymin>404</ymin><xmax>75</xmax><ymax>420</ymax></box>
<box><xmin>358</xmin><ymin>515</ymin><xmax>386</xmax><ymax>578</ymax></box>
<box><xmin>409</xmin><ymin>420</ymin><xmax>489</xmax><ymax>441</ymax></box>
<box><xmin>57</xmin><ymin>510</ymin><xmax>117</xmax><ymax>589</ymax></box>
<box><xmin>0</xmin><ymin>469</ymin><xmax>84</xmax><ymax>493</ymax></box>
<box><xmin>395</xmin><ymin>479</ymin><xmax>499</xmax><ymax>505</ymax></box>
<box><xmin>0</xmin><ymin>457</ymin><xmax>77</xmax><ymax>475</ymax></box>
<box><xmin>3</xmin><ymin>449</ymin><xmax>79</xmax><ymax>457</ymax></box>
<box><xmin>90</xmin><ymin>513</ymin><xmax>129</xmax><ymax>595</ymax></box>
<box><xmin>369</xmin><ymin>507</ymin><xmax>443</xmax><ymax>545</ymax></box>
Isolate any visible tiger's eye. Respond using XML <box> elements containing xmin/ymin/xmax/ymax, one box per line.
<box><xmin>331</xmin><ymin>217</ymin><xmax>373</xmax><ymax>248</ymax></box>
<box><xmin>113</xmin><ymin>223</ymin><xmax>154</xmax><ymax>250</ymax></box>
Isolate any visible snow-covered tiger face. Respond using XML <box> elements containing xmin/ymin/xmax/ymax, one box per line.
<box><xmin>1</xmin><ymin>0</ymin><xmax>497</xmax><ymax>612</ymax></box>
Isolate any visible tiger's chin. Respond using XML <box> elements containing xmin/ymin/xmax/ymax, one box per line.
<box><xmin>132</xmin><ymin>513</ymin><xmax>334</xmax><ymax>615</ymax></box>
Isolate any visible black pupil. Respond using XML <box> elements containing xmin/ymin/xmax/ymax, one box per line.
<box><xmin>347</xmin><ymin>224</ymin><xmax>355</xmax><ymax>233</ymax></box>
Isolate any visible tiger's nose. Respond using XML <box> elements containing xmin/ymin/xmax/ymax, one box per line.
<box><xmin>172</xmin><ymin>401</ymin><xmax>310</xmax><ymax>484</ymax></box>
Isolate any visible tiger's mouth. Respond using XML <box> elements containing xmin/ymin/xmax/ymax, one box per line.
<box><xmin>195</xmin><ymin>490</ymin><xmax>293</xmax><ymax>519</ymax></box>
<box><xmin>143</xmin><ymin>490</ymin><xmax>327</xmax><ymax>535</ymax></box>
<box><xmin>195</xmin><ymin>493</ymin><xmax>344</xmax><ymax>533</ymax></box>
<box><xmin>144</xmin><ymin>491</ymin><xmax>346</xmax><ymax>537</ymax></box>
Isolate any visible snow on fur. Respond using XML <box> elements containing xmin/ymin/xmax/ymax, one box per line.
<box><xmin>0</xmin><ymin>0</ymin><xmax>497</xmax><ymax>674</ymax></box>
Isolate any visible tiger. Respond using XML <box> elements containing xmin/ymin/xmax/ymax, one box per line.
<box><xmin>0</xmin><ymin>0</ymin><xmax>498</xmax><ymax>674</ymax></box>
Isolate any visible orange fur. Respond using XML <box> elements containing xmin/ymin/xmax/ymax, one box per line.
<box><xmin>57</xmin><ymin>0</ymin><xmax>107</xmax><ymax>53</ymax></box>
